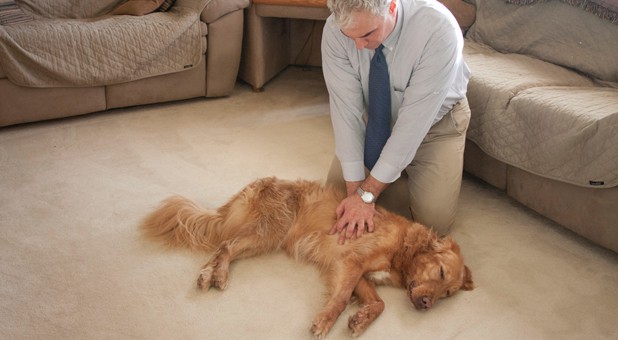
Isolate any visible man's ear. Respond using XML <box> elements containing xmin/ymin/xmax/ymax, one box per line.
<box><xmin>389</xmin><ymin>0</ymin><xmax>396</xmax><ymax>14</ymax></box>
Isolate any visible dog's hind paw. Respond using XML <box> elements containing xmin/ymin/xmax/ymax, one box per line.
<box><xmin>197</xmin><ymin>268</ymin><xmax>214</xmax><ymax>290</ymax></box>
<box><xmin>197</xmin><ymin>264</ymin><xmax>229</xmax><ymax>290</ymax></box>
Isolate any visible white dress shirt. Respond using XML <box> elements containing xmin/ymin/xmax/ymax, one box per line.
<box><xmin>321</xmin><ymin>0</ymin><xmax>470</xmax><ymax>184</ymax></box>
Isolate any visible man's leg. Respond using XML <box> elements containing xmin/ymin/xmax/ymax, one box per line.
<box><xmin>404</xmin><ymin>99</ymin><xmax>471</xmax><ymax>234</ymax></box>
<box><xmin>325</xmin><ymin>99</ymin><xmax>470</xmax><ymax>233</ymax></box>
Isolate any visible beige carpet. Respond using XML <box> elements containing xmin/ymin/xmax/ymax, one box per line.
<box><xmin>1</xmin><ymin>67</ymin><xmax>617</xmax><ymax>340</ymax></box>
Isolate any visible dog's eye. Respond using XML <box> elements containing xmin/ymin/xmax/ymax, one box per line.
<box><xmin>440</xmin><ymin>266</ymin><xmax>445</xmax><ymax>280</ymax></box>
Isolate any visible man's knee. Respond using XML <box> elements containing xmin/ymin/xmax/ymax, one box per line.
<box><xmin>409</xmin><ymin>198</ymin><xmax>458</xmax><ymax>236</ymax></box>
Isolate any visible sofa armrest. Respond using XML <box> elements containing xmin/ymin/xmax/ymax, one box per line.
<box><xmin>200</xmin><ymin>0</ymin><xmax>251</xmax><ymax>23</ymax></box>
<box><xmin>438</xmin><ymin>0</ymin><xmax>476</xmax><ymax>29</ymax></box>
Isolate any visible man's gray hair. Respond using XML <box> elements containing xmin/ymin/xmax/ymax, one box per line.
<box><xmin>327</xmin><ymin>0</ymin><xmax>391</xmax><ymax>29</ymax></box>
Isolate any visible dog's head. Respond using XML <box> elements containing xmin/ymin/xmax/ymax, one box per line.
<box><xmin>400</xmin><ymin>232</ymin><xmax>474</xmax><ymax>310</ymax></box>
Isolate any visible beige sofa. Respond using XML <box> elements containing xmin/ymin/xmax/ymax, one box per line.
<box><xmin>462</xmin><ymin>0</ymin><xmax>618</xmax><ymax>253</ymax></box>
<box><xmin>0</xmin><ymin>0</ymin><xmax>250</xmax><ymax>127</ymax></box>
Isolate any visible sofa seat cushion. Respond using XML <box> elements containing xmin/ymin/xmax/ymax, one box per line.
<box><xmin>464</xmin><ymin>40</ymin><xmax>595</xmax><ymax>116</ymax></box>
<box><xmin>0</xmin><ymin>3</ymin><xmax>206</xmax><ymax>87</ymax></box>
<box><xmin>471</xmin><ymin>85</ymin><xmax>618</xmax><ymax>188</ymax></box>
<box><xmin>464</xmin><ymin>40</ymin><xmax>596</xmax><ymax>153</ymax></box>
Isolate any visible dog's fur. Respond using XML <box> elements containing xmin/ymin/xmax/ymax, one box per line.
<box><xmin>141</xmin><ymin>177</ymin><xmax>473</xmax><ymax>338</ymax></box>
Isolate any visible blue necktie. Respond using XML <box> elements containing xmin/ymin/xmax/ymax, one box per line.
<box><xmin>364</xmin><ymin>44</ymin><xmax>391</xmax><ymax>170</ymax></box>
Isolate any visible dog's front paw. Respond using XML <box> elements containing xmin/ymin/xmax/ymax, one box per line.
<box><xmin>348</xmin><ymin>301</ymin><xmax>384</xmax><ymax>337</ymax></box>
<box><xmin>311</xmin><ymin>315</ymin><xmax>335</xmax><ymax>339</ymax></box>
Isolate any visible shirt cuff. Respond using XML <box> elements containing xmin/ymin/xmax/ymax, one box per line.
<box><xmin>341</xmin><ymin>160</ymin><xmax>367</xmax><ymax>182</ymax></box>
<box><xmin>370</xmin><ymin>160</ymin><xmax>403</xmax><ymax>184</ymax></box>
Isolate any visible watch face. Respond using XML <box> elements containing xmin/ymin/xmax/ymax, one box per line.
<box><xmin>361</xmin><ymin>191</ymin><xmax>375</xmax><ymax>203</ymax></box>
<box><xmin>357</xmin><ymin>187</ymin><xmax>375</xmax><ymax>204</ymax></box>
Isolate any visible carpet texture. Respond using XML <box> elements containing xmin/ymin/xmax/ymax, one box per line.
<box><xmin>1</xmin><ymin>67</ymin><xmax>617</xmax><ymax>340</ymax></box>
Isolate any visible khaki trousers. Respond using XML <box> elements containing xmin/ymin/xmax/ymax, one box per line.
<box><xmin>326</xmin><ymin>98</ymin><xmax>471</xmax><ymax>235</ymax></box>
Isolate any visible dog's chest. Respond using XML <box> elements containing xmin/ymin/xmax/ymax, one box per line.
<box><xmin>366</xmin><ymin>271</ymin><xmax>393</xmax><ymax>285</ymax></box>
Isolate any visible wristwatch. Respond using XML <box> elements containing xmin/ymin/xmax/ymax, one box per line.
<box><xmin>357</xmin><ymin>187</ymin><xmax>376</xmax><ymax>204</ymax></box>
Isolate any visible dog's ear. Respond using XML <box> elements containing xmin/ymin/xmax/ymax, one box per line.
<box><xmin>403</xmin><ymin>225</ymin><xmax>436</xmax><ymax>257</ymax></box>
<box><xmin>432</xmin><ymin>235</ymin><xmax>458</xmax><ymax>253</ymax></box>
<box><xmin>461</xmin><ymin>265</ymin><xmax>474</xmax><ymax>290</ymax></box>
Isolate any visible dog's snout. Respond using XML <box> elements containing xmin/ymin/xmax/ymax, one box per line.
<box><xmin>413</xmin><ymin>295</ymin><xmax>433</xmax><ymax>310</ymax></box>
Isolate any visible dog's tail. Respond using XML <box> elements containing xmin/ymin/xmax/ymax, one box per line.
<box><xmin>140</xmin><ymin>195</ymin><xmax>224</xmax><ymax>251</ymax></box>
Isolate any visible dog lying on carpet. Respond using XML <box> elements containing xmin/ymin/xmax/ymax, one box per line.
<box><xmin>141</xmin><ymin>177</ymin><xmax>473</xmax><ymax>338</ymax></box>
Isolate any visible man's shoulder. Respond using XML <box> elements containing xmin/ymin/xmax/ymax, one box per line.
<box><xmin>401</xmin><ymin>0</ymin><xmax>460</xmax><ymax>34</ymax></box>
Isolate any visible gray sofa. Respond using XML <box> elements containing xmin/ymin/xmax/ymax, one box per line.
<box><xmin>0</xmin><ymin>0</ymin><xmax>250</xmax><ymax>127</ymax></box>
<box><xmin>462</xmin><ymin>0</ymin><xmax>618</xmax><ymax>253</ymax></box>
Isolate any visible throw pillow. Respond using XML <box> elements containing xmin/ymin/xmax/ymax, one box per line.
<box><xmin>0</xmin><ymin>0</ymin><xmax>33</xmax><ymax>25</ymax></box>
<box><xmin>111</xmin><ymin>0</ymin><xmax>166</xmax><ymax>16</ymax></box>
<box><xmin>507</xmin><ymin>0</ymin><xmax>617</xmax><ymax>24</ymax></box>
<box><xmin>157</xmin><ymin>0</ymin><xmax>176</xmax><ymax>12</ymax></box>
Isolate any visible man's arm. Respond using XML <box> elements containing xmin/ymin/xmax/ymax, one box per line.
<box><xmin>321</xmin><ymin>17</ymin><xmax>367</xmax><ymax>183</ymax></box>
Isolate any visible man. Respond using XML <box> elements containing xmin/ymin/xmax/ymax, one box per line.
<box><xmin>322</xmin><ymin>0</ymin><xmax>471</xmax><ymax>244</ymax></box>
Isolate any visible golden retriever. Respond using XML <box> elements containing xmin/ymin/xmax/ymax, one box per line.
<box><xmin>141</xmin><ymin>177</ymin><xmax>473</xmax><ymax>338</ymax></box>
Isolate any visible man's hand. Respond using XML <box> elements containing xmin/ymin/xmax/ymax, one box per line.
<box><xmin>330</xmin><ymin>175</ymin><xmax>387</xmax><ymax>244</ymax></box>
<box><xmin>330</xmin><ymin>193</ymin><xmax>377</xmax><ymax>245</ymax></box>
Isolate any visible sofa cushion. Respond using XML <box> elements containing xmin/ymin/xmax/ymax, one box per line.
<box><xmin>466</xmin><ymin>0</ymin><xmax>618</xmax><ymax>82</ymax></box>
<box><xmin>469</xmin><ymin>83</ymin><xmax>618</xmax><ymax>188</ymax></box>
<box><xmin>0</xmin><ymin>4</ymin><xmax>205</xmax><ymax>87</ymax></box>
<box><xmin>503</xmin><ymin>87</ymin><xmax>618</xmax><ymax>187</ymax></box>
<box><xmin>464</xmin><ymin>40</ymin><xmax>594</xmax><ymax>123</ymax></box>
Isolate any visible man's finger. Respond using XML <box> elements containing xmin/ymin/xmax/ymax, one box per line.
<box><xmin>356</xmin><ymin>224</ymin><xmax>364</xmax><ymax>238</ymax></box>
<box><xmin>338</xmin><ymin>227</ymin><xmax>347</xmax><ymax>245</ymax></box>
<box><xmin>345</xmin><ymin>222</ymin><xmax>357</xmax><ymax>238</ymax></box>
<box><xmin>367</xmin><ymin>220</ymin><xmax>375</xmax><ymax>233</ymax></box>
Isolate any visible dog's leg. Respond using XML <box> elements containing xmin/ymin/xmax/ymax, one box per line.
<box><xmin>197</xmin><ymin>245</ymin><xmax>230</xmax><ymax>290</ymax></box>
<box><xmin>348</xmin><ymin>277</ymin><xmax>385</xmax><ymax>337</ymax></box>
<box><xmin>310</xmin><ymin>262</ymin><xmax>363</xmax><ymax>339</ymax></box>
<box><xmin>197</xmin><ymin>236</ymin><xmax>273</xmax><ymax>290</ymax></box>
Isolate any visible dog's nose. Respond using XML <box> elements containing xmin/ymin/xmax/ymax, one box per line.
<box><xmin>414</xmin><ymin>295</ymin><xmax>432</xmax><ymax>310</ymax></box>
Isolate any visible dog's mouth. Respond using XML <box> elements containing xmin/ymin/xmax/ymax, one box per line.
<box><xmin>408</xmin><ymin>281</ymin><xmax>433</xmax><ymax>311</ymax></box>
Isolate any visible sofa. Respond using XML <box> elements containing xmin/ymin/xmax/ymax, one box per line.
<box><xmin>0</xmin><ymin>0</ymin><xmax>250</xmax><ymax>127</ymax></box>
<box><xmin>461</xmin><ymin>0</ymin><xmax>618</xmax><ymax>253</ymax></box>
